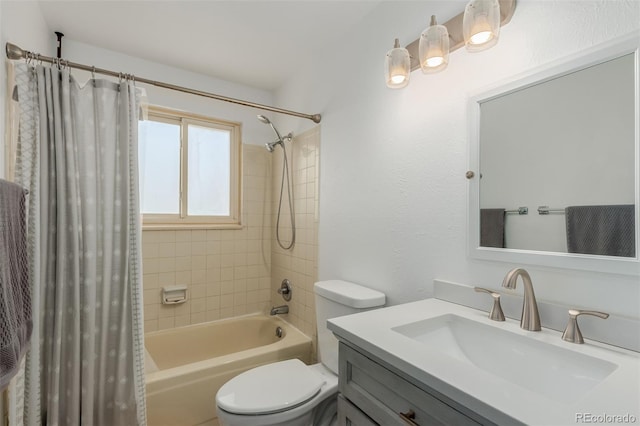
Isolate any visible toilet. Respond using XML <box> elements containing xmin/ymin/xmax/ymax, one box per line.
<box><xmin>215</xmin><ymin>280</ymin><xmax>385</xmax><ymax>426</ymax></box>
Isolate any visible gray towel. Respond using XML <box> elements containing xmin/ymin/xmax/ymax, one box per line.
<box><xmin>480</xmin><ymin>208</ymin><xmax>506</xmax><ymax>248</ymax></box>
<box><xmin>0</xmin><ymin>179</ymin><xmax>31</xmax><ymax>390</ymax></box>
<box><xmin>566</xmin><ymin>204</ymin><xmax>635</xmax><ymax>257</ymax></box>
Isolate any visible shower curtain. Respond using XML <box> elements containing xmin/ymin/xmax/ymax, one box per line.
<box><xmin>11</xmin><ymin>63</ymin><xmax>147</xmax><ymax>425</ymax></box>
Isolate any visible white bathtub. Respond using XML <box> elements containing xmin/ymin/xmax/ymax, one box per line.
<box><xmin>145</xmin><ymin>314</ymin><xmax>312</xmax><ymax>426</ymax></box>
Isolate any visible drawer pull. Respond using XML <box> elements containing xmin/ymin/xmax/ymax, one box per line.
<box><xmin>399</xmin><ymin>409</ymin><xmax>419</xmax><ymax>425</ymax></box>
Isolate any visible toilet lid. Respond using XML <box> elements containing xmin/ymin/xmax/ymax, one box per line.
<box><xmin>216</xmin><ymin>359</ymin><xmax>325</xmax><ymax>415</ymax></box>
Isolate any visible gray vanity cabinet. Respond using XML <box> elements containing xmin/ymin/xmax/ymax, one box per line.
<box><xmin>337</xmin><ymin>342</ymin><xmax>490</xmax><ymax>426</ymax></box>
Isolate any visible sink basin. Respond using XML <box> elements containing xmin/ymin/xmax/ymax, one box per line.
<box><xmin>392</xmin><ymin>314</ymin><xmax>618</xmax><ymax>403</ymax></box>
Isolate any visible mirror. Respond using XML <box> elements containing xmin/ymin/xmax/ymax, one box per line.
<box><xmin>468</xmin><ymin>33</ymin><xmax>639</xmax><ymax>275</ymax></box>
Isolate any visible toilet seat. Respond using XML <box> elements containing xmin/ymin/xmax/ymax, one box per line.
<box><xmin>216</xmin><ymin>359</ymin><xmax>325</xmax><ymax>415</ymax></box>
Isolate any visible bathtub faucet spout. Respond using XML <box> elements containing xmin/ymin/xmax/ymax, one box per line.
<box><xmin>270</xmin><ymin>305</ymin><xmax>289</xmax><ymax>315</ymax></box>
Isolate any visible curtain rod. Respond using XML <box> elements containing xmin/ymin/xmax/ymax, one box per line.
<box><xmin>5</xmin><ymin>42</ymin><xmax>322</xmax><ymax>124</ymax></box>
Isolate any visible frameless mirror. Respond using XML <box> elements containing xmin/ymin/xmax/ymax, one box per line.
<box><xmin>468</xmin><ymin>33</ymin><xmax>639</xmax><ymax>275</ymax></box>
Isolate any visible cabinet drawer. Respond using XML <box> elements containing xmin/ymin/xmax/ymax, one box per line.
<box><xmin>339</xmin><ymin>343</ymin><xmax>479</xmax><ymax>426</ymax></box>
<box><xmin>337</xmin><ymin>394</ymin><xmax>377</xmax><ymax>426</ymax></box>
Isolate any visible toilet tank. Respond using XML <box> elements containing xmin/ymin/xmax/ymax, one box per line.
<box><xmin>314</xmin><ymin>280</ymin><xmax>385</xmax><ymax>374</ymax></box>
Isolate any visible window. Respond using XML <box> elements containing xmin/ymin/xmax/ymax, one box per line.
<box><xmin>138</xmin><ymin>107</ymin><xmax>241</xmax><ymax>228</ymax></box>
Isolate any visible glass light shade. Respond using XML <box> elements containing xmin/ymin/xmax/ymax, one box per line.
<box><xmin>419</xmin><ymin>15</ymin><xmax>449</xmax><ymax>74</ymax></box>
<box><xmin>463</xmin><ymin>0</ymin><xmax>500</xmax><ymax>52</ymax></box>
<box><xmin>385</xmin><ymin>38</ymin><xmax>410</xmax><ymax>89</ymax></box>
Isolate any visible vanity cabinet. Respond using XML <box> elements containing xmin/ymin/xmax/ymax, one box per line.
<box><xmin>337</xmin><ymin>342</ymin><xmax>491</xmax><ymax>426</ymax></box>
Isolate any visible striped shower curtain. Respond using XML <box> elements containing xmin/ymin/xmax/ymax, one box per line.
<box><xmin>11</xmin><ymin>63</ymin><xmax>147</xmax><ymax>426</ymax></box>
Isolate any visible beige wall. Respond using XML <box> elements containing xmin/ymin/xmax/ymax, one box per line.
<box><xmin>142</xmin><ymin>145</ymin><xmax>273</xmax><ymax>331</ymax></box>
<box><xmin>270</xmin><ymin>127</ymin><xmax>320</xmax><ymax>356</ymax></box>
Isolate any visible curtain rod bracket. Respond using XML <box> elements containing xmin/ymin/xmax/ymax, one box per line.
<box><xmin>55</xmin><ymin>32</ymin><xmax>64</xmax><ymax>59</ymax></box>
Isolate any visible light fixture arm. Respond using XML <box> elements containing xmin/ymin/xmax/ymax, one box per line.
<box><xmin>405</xmin><ymin>0</ymin><xmax>516</xmax><ymax>72</ymax></box>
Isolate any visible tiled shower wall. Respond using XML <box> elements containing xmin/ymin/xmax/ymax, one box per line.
<box><xmin>270</xmin><ymin>127</ymin><xmax>320</xmax><ymax>354</ymax></box>
<box><xmin>142</xmin><ymin>145</ymin><xmax>273</xmax><ymax>332</ymax></box>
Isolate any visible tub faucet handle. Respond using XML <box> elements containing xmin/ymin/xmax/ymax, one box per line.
<box><xmin>562</xmin><ymin>309</ymin><xmax>609</xmax><ymax>344</ymax></box>
<box><xmin>474</xmin><ymin>287</ymin><xmax>505</xmax><ymax>321</ymax></box>
<box><xmin>278</xmin><ymin>279</ymin><xmax>292</xmax><ymax>301</ymax></box>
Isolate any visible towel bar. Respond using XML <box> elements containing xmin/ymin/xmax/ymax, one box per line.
<box><xmin>538</xmin><ymin>206</ymin><xmax>564</xmax><ymax>215</ymax></box>
<box><xmin>506</xmin><ymin>207</ymin><xmax>528</xmax><ymax>215</ymax></box>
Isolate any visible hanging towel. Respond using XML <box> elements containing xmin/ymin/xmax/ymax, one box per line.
<box><xmin>480</xmin><ymin>208</ymin><xmax>506</xmax><ymax>248</ymax></box>
<box><xmin>566</xmin><ymin>204</ymin><xmax>635</xmax><ymax>257</ymax></box>
<box><xmin>0</xmin><ymin>179</ymin><xmax>31</xmax><ymax>390</ymax></box>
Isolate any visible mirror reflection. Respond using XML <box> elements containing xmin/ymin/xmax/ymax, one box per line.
<box><xmin>479</xmin><ymin>53</ymin><xmax>636</xmax><ymax>257</ymax></box>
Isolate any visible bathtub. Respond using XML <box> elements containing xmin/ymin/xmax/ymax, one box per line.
<box><xmin>145</xmin><ymin>314</ymin><xmax>312</xmax><ymax>426</ymax></box>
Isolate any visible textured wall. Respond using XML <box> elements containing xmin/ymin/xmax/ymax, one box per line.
<box><xmin>275</xmin><ymin>1</ymin><xmax>640</xmax><ymax>318</ymax></box>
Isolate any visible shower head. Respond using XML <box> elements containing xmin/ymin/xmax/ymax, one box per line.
<box><xmin>257</xmin><ymin>114</ymin><xmax>283</xmax><ymax>143</ymax></box>
<box><xmin>265</xmin><ymin>141</ymin><xmax>281</xmax><ymax>152</ymax></box>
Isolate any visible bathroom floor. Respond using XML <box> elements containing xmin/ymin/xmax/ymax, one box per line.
<box><xmin>149</xmin><ymin>418</ymin><xmax>218</xmax><ymax>426</ymax></box>
<box><xmin>195</xmin><ymin>419</ymin><xmax>219</xmax><ymax>426</ymax></box>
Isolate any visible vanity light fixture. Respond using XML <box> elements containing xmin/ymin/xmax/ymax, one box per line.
<box><xmin>419</xmin><ymin>15</ymin><xmax>449</xmax><ymax>73</ymax></box>
<box><xmin>386</xmin><ymin>0</ymin><xmax>515</xmax><ymax>88</ymax></box>
<box><xmin>463</xmin><ymin>0</ymin><xmax>501</xmax><ymax>52</ymax></box>
<box><xmin>385</xmin><ymin>38</ymin><xmax>411</xmax><ymax>89</ymax></box>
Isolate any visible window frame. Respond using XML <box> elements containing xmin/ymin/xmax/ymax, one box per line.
<box><xmin>140</xmin><ymin>106</ymin><xmax>242</xmax><ymax>230</ymax></box>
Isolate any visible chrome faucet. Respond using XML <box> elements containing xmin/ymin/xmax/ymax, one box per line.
<box><xmin>501</xmin><ymin>268</ymin><xmax>541</xmax><ymax>331</ymax></box>
<box><xmin>270</xmin><ymin>305</ymin><xmax>289</xmax><ymax>315</ymax></box>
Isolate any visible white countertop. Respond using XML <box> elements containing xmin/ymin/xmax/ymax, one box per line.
<box><xmin>327</xmin><ymin>298</ymin><xmax>640</xmax><ymax>425</ymax></box>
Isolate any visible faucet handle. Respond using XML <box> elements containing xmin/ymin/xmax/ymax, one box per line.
<box><xmin>277</xmin><ymin>279</ymin><xmax>292</xmax><ymax>301</ymax></box>
<box><xmin>561</xmin><ymin>309</ymin><xmax>609</xmax><ymax>344</ymax></box>
<box><xmin>474</xmin><ymin>287</ymin><xmax>505</xmax><ymax>321</ymax></box>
